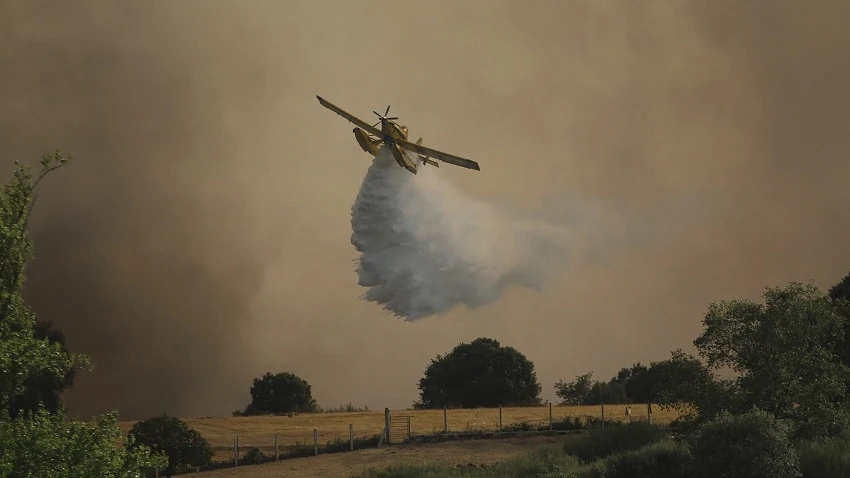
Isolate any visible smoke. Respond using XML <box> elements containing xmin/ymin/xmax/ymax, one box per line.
<box><xmin>351</xmin><ymin>147</ymin><xmax>569</xmax><ymax>319</ymax></box>
<box><xmin>1</xmin><ymin>0</ymin><xmax>847</xmax><ymax>419</ymax></box>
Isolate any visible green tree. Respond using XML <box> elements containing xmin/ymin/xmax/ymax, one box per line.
<box><xmin>554</xmin><ymin>372</ymin><xmax>629</xmax><ymax>405</ymax></box>
<box><xmin>243</xmin><ymin>372</ymin><xmax>317</xmax><ymax>415</ymax></box>
<box><xmin>127</xmin><ymin>415</ymin><xmax>213</xmax><ymax>477</ymax></box>
<box><xmin>0</xmin><ymin>152</ymin><xmax>166</xmax><ymax>477</ymax></box>
<box><xmin>8</xmin><ymin>320</ymin><xmax>77</xmax><ymax>418</ymax></box>
<box><xmin>416</xmin><ymin>337</ymin><xmax>542</xmax><ymax>408</ymax></box>
<box><xmin>554</xmin><ymin>372</ymin><xmax>594</xmax><ymax>405</ymax></box>
<box><xmin>693</xmin><ymin>282</ymin><xmax>849</xmax><ymax>421</ymax></box>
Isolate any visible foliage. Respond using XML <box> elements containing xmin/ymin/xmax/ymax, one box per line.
<box><xmin>556</xmin><ymin>351</ymin><xmax>715</xmax><ymax>408</ymax></box>
<box><xmin>829</xmin><ymin>272</ymin><xmax>850</xmax><ymax>302</ymax></box>
<box><xmin>554</xmin><ymin>372</ymin><xmax>595</xmax><ymax>405</ymax></box>
<box><xmin>0</xmin><ymin>409</ymin><xmax>166</xmax><ymax>478</ymax></box>
<box><xmin>353</xmin><ymin>444</ymin><xmax>584</xmax><ymax>478</ymax></box>
<box><xmin>0</xmin><ymin>152</ymin><xmax>164</xmax><ymax>477</ymax></box>
<box><xmin>127</xmin><ymin>414</ymin><xmax>213</xmax><ymax>477</ymax></box>
<box><xmin>416</xmin><ymin>337</ymin><xmax>542</xmax><ymax>409</ymax></box>
<box><xmin>314</xmin><ymin>402</ymin><xmax>370</xmax><ymax>413</ymax></box>
<box><xmin>797</xmin><ymin>435</ymin><xmax>850</xmax><ymax>478</ymax></box>
<box><xmin>563</xmin><ymin>421</ymin><xmax>668</xmax><ymax>463</ymax></box>
<box><xmin>8</xmin><ymin>320</ymin><xmax>77</xmax><ymax>418</ymax></box>
<box><xmin>0</xmin><ymin>152</ymin><xmax>89</xmax><ymax>418</ymax></box>
<box><xmin>687</xmin><ymin>408</ymin><xmax>801</xmax><ymax>478</ymax></box>
<box><xmin>579</xmin><ymin>440</ymin><xmax>691</xmax><ymax>478</ymax></box>
<box><xmin>693</xmin><ymin>282</ymin><xmax>849</xmax><ymax>421</ymax></box>
<box><xmin>241</xmin><ymin>371</ymin><xmax>317</xmax><ymax>415</ymax></box>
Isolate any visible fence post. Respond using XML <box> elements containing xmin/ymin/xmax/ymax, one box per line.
<box><xmin>234</xmin><ymin>436</ymin><xmax>239</xmax><ymax>467</ymax></box>
<box><xmin>601</xmin><ymin>403</ymin><xmax>605</xmax><ymax>429</ymax></box>
<box><xmin>647</xmin><ymin>403</ymin><xmax>652</xmax><ymax>425</ymax></box>
<box><xmin>549</xmin><ymin>402</ymin><xmax>553</xmax><ymax>430</ymax></box>
<box><xmin>443</xmin><ymin>406</ymin><xmax>448</xmax><ymax>433</ymax></box>
<box><xmin>274</xmin><ymin>433</ymin><xmax>279</xmax><ymax>460</ymax></box>
<box><xmin>385</xmin><ymin>407</ymin><xmax>391</xmax><ymax>444</ymax></box>
<box><xmin>313</xmin><ymin>428</ymin><xmax>318</xmax><ymax>456</ymax></box>
<box><xmin>498</xmin><ymin>405</ymin><xmax>502</xmax><ymax>432</ymax></box>
<box><xmin>349</xmin><ymin>423</ymin><xmax>354</xmax><ymax>451</ymax></box>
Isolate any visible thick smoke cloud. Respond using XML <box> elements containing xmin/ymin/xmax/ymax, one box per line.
<box><xmin>1</xmin><ymin>1</ymin><xmax>848</xmax><ymax>420</ymax></box>
<box><xmin>351</xmin><ymin>147</ymin><xmax>568</xmax><ymax>319</ymax></box>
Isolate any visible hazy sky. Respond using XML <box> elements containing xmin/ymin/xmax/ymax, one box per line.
<box><xmin>2</xmin><ymin>0</ymin><xmax>848</xmax><ymax>421</ymax></box>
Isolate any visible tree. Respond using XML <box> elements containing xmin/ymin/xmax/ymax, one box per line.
<box><xmin>7</xmin><ymin>320</ymin><xmax>77</xmax><ymax>417</ymax></box>
<box><xmin>693</xmin><ymin>282</ymin><xmax>850</xmax><ymax>421</ymax></box>
<box><xmin>242</xmin><ymin>372</ymin><xmax>317</xmax><ymax>415</ymax></box>
<box><xmin>0</xmin><ymin>152</ymin><xmax>166</xmax><ymax>477</ymax></box>
<box><xmin>127</xmin><ymin>415</ymin><xmax>213</xmax><ymax>477</ymax></box>
<box><xmin>416</xmin><ymin>338</ymin><xmax>541</xmax><ymax>408</ymax></box>
<box><xmin>554</xmin><ymin>372</ymin><xmax>595</xmax><ymax>405</ymax></box>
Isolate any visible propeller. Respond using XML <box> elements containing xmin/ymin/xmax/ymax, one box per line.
<box><xmin>372</xmin><ymin>104</ymin><xmax>399</xmax><ymax>126</ymax></box>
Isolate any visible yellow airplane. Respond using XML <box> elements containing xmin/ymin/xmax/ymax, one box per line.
<box><xmin>316</xmin><ymin>95</ymin><xmax>481</xmax><ymax>174</ymax></box>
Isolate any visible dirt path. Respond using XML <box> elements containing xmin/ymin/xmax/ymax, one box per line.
<box><xmin>191</xmin><ymin>435</ymin><xmax>568</xmax><ymax>478</ymax></box>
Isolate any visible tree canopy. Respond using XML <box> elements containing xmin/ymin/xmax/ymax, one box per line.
<box><xmin>240</xmin><ymin>372</ymin><xmax>318</xmax><ymax>415</ymax></box>
<box><xmin>128</xmin><ymin>415</ymin><xmax>213</xmax><ymax>477</ymax></box>
<box><xmin>416</xmin><ymin>337</ymin><xmax>542</xmax><ymax>408</ymax></box>
<box><xmin>694</xmin><ymin>282</ymin><xmax>850</xmax><ymax>420</ymax></box>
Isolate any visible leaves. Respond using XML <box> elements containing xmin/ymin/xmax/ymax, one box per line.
<box><xmin>417</xmin><ymin>337</ymin><xmax>542</xmax><ymax>408</ymax></box>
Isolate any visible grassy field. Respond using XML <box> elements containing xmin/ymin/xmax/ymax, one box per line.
<box><xmin>118</xmin><ymin>404</ymin><xmax>683</xmax><ymax>462</ymax></box>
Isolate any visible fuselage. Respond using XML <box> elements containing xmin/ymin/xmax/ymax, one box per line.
<box><xmin>380</xmin><ymin>118</ymin><xmax>408</xmax><ymax>145</ymax></box>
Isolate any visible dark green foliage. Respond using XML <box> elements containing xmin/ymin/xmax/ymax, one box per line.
<box><xmin>416</xmin><ymin>337</ymin><xmax>542</xmax><ymax>408</ymax></box>
<box><xmin>243</xmin><ymin>371</ymin><xmax>317</xmax><ymax>415</ymax></box>
<box><xmin>7</xmin><ymin>321</ymin><xmax>76</xmax><ymax>418</ymax></box>
<box><xmin>688</xmin><ymin>409</ymin><xmax>801</xmax><ymax>478</ymax></box>
<box><xmin>554</xmin><ymin>373</ymin><xmax>629</xmax><ymax>406</ymax></box>
<box><xmin>791</xmin><ymin>406</ymin><xmax>850</xmax><ymax>442</ymax></box>
<box><xmin>564</xmin><ymin>422</ymin><xmax>667</xmax><ymax>463</ymax></box>
<box><xmin>555</xmin><ymin>351</ymin><xmax>714</xmax><ymax>407</ymax></box>
<box><xmin>829</xmin><ymin>273</ymin><xmax>850</xmax><ymax>302</ymax></box>
<box><xmin>797</xmin><ymin>436</ymin><xmax>850</xmax><ymax>478</ymax></box>
<box><xmin>588</xmin><ymin>440</ymin><xmax>691</xmax><ymax>478</ymax></box>
<box><xmin>239</xmin><ymin>447</ymin><xmax>268</xmax><ymax>465</ymax></box>
<box><xmin>694</xmin><ymin>282</ymin><xmax>849</xmax><ymax>421</ymax></box>
<box><xmin>554</xmin><ymin>372</ymin><xmax>595</xmax><ymax>405</ymax></box>
<box><xmin>127</xmin><ymin>414</ymin><xmax>213</xmax><ymax>477</ymax></box>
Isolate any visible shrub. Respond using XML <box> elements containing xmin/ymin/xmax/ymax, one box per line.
<box><xmin>688</xmin><ymin>409</ymin><xmax>801</xmax><ymax>478</ymax></box>
<box><xmin>798</xmin><ymin>437</ymin><xmax>850</xmax><ymax>478</ymax></box>
<box><xmin>791</xmin><ymin>406</ymin><xmax>850</xmax><ymax>442</ymax></box>
<box><xmin>564</xmin><ymin>421</ymin><xmax>667</xmax><ymax>463</ymax></box>
<box><xmin>594</xmin><ymin>440</ymin><xmax>691</xmax><ymax>478</ymax></box>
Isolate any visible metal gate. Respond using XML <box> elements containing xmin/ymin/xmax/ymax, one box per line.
<box><xmin>388</xmin><ymin>414</ymin><xmax>412</xmax><ymax>443</ymax></box>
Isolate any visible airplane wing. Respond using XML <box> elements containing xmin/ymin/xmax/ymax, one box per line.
<box><xmin>316</xmin><ymin>95</ymin><xmax>383</xmax><ymax>137</ymax></box>
<box><xmin>397</xmin><ymin>139</ymin><xmax>481</xmax><ymax>171</ymax></box>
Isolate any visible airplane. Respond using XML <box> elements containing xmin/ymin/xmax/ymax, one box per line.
<box><xmin>316</xmin><ymin>95</ymin><xmax>480</xmax><ymax>174</ymax></box>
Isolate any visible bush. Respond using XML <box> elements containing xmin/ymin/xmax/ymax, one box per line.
<box><xmin>798</xmin><ymin>437</ymin><xmax>850</xmax><ymax>478</ymax></box>
<box><xmin>688</xmin><ymin>409</ymin><xmax>801</xmax><ymax>478</ymax></box>
<box><xmin>791</xmin><ymin>406</ymin><xmax>850</xmax><ymax>442</ymax></box>
<box><xmin>127</xmin><ymin>414</ymin><xmax>213</xmax><ymax>477</ymax></box>
<box><xmin>564</xmin><ymin>422</ymin><xmax>667</xmax><ymax>463</ymax></box>
<box><xmin>592</xmin><ymin>440</ymin><xmax>691</xmax><ymax>478</ymax></box>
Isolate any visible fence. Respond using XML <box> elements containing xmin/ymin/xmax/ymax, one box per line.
<box><xmin>208</xmin><ymin>402</ymin><xmax>665</xmax><ymax>469</ymax></box>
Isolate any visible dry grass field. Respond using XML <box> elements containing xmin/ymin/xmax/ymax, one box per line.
<box><xmin>118</xmin><ymin>404</ymin><xmax>683</xmax><ymax>462</ymax></box>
